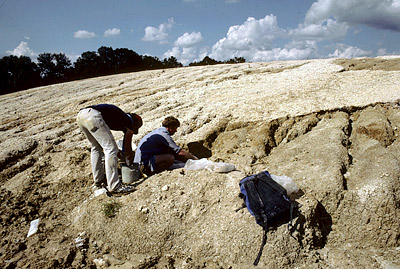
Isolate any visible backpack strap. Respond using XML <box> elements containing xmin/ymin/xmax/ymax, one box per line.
<box><xmin>289</xmin><ymin>201</ymin><xmax>293</xmax><ymax>230</ymax></box>
<box><xmin>254</xmin><ymin>229</ymin><xmax>267</xmax><ymax>266</ymax></box>
<box><xmin>254</xmin><ymin>211</ymin><xmax>268</xmax><ymax>266</ymax></box>
<box><xmin>234</xmin><ymin>202</ymin><xmax>246</xmax><ymax>212</ymax></box>
<box><xmin>243</xmin><ymin>179</ymin><xmax>270</xmax><ymax>266</ymax></box>
<box><xmin>283</xmin><ymin>194</ymin><xmax>293</xmax><ymax>230</ymax></box>
<box><xmin>243</xmin><ymin>179</ymin><xmax>265</xmax><ymax>224</ymax></box>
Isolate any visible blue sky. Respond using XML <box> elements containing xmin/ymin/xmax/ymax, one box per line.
<box><xmin>1</xmin><ymin>0</ymin><xmax>400</xmax><ymax>65</ymax></box>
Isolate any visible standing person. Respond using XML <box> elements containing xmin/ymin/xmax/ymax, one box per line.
<box><xmin>134</xmin><ymin>116</ymin><xmax>198</xmax><ymax>176</ymax></box>
<box><xmin>77</xmin><ymin>104</ymin><xmax>143</xmax><ymax>194</ymax></box>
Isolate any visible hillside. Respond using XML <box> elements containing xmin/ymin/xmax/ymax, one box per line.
<box><xmin>1</xmin><ymin>57</ymin><xmax>400</xmax><ymax>268</ymax></box>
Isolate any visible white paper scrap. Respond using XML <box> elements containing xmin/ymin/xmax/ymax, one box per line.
<box><xmin>27</xmin><ymin>218</ymin><xmax>39</xmax><ymax>237</ymax></box>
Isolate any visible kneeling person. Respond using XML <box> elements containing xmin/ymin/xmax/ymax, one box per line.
<box><xmin>134</xmin><ymin>116</ymin><xmax>198</xmax><ymax>175</ymax></box>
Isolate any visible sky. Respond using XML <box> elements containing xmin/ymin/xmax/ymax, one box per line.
<box><xmin>1</xmin><ymin>0</ymin><xmax>400</xmax><ymax>65</ymax></box>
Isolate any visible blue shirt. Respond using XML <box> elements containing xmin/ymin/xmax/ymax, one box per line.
<box><xmin>89</xmin><ymin>104</ymin><xmax>135</xmax><ymax>154</ymax></box>
<box><xmin>89</xmin><ymin>104</ymin><xmax>134</xmax><ymax>133</ymax></box>
<box><xmin>134</xmin><ymin>127</ymin><xmax>181</xmax><ymax>163</ymax></box>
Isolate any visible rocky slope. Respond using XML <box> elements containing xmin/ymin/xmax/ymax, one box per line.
<box><xmin>1</xmin><ymin>57</ymin><xmax>400</xmax><ymax>268</ymax></box>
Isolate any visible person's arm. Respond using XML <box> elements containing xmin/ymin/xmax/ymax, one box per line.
<box><xmin>123</xmin><ymin>128</ymin><xmax>134</xmax><ymax>165</ymax></box>
<box><xmin>177</xmin><ymin>149</ymin><xmax>198</xmax><ymax>162</ymax></box>
<box><xmin>162</xmin><ymin>127</ymin><xmax>197</xmax><ymax>162</ymax></box>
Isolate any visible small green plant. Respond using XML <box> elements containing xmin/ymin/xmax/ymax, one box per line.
<box><xmin>102</xmin><ymin>201</ymin><xmax>122</xmax><ymax>218</ymax></box>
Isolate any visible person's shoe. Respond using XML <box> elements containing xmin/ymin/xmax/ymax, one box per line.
<box><xmin>110</xmin><ymin>183</ymin><xmax>136</xmax><ymax>195</ymax></box>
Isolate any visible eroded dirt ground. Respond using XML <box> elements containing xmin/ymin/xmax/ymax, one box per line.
<box><xmin>1</xmin><ymin>57</ymin><xmax>400</xmax><ymax>268</ymax></box>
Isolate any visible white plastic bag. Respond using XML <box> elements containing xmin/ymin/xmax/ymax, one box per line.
<box><xmin>270</xmin><ymin>174</ymin><xmax>299</xmax><ymax>194</ymax></box>
<box><xmin>184</xmin><ymin>158</ymin><xmax>212</xmax><ymax>170</ymax></box>
<box><xmin>208</xmin><ymin>162</ymin><xmax>236</xmax><ymax>173</ymax></box>
<box><xmin>184</xmin><ymin>158</ymin><xmax>235</xmax><ymax>173</ymax></box>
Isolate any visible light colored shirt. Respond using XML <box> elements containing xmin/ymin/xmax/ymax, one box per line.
<box><xmin>134</xmin><ymin>127</ymin><xmax>181</xmax><ymax>163</ymax></box>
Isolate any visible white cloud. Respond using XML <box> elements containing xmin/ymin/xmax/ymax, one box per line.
<box><xmin>377</xmin><ymin>48</ymin><xmax>388</xmax><ymax>56</ymax></box>
<box><xmin>6</xmin><ymin>41</ymin><xmax>36</xmax><ymax>57</ymax></box>
<box><xmin>143</xmin><ymin>26</ymin><xmax>168</xmax><ymax>43</ymax></box>
<box><xmin>206</xmin><ymin>3</ymin><xmax>390</xmax><ymax>62</ymax></box>
<box><xmin>251</xmin><ymin>47</ymin><xmax>315</xmax><ymax>62</ymax></box>
<box><xmin>163</xmin><ymin>46</ymin><xmax>200</xmax><ymax>66</ymax></box>
<box><xmin>165</xmin><ymin>1</ymin><xmax>398</xmax><ymax>64</ymax></box>
<box><xmin>209</xmin><ymin>15</ymin><xmax>287</xmax><ymax>61</ymax></box>
<box><xmin>163</xmin><ymin>46</ymin><xmax>181</xmax><ymax>59</ymax></box>
<box><xmin>74</xmin><ymin>30</ymin><xmax>96</xmax><ymax>39</ymax></box>
<box><xmin>306</xmin><ymin>0</ymin><xmax>400</xmax><ymax>31</ymax></box>
<box><xmin>236</xmin><ymin>40</ymin><xmax>318</xmax><ymax>62</ymax></box>
<box><xmin>174</xmin><ymin>32</ymin><xmax>203</xmax><ymax>48</ymax></box>
<box><xmin>180</xmin><ymin>47</ymin><xmax>199</xmax><ymax>64</ymax></box>
<box><xmin>289</xmin><ymin>19</ymin><xmax>348</xmax><ymax>42</ymax></box>
<box><xmin>198</xmin><ymin>47</ymin><xmax>209</xmax><ymax>60</ymax></box>
<box><xmin>227</xmin><ymin>15</ymin><xmax>282</xmax><ymax>50</ymax></box>
<box><xmin>164</xmin><ymin>31</ymin><xmax>205</xmax><ymax>65</ymax></box>
<box><xmin>5</xmin><ymin>42</ymin><xmax>80</xmax><ymax>63</ymax></box>
<box><xmin>328</xmin><ymin>43</ymin><xmax>372</xmax><ymax>58</ymax></box>
<box><xmin>104</xmin><ymin>28</ymin><xmax>121</xmax><ymax>37</ymax></box>
<box><xmin>142</xmin><ymin>18</ymin><xmax>175</xmax><ymax>44</ymax></box>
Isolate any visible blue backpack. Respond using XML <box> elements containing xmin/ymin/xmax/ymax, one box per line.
<box><xmin>238</xmin><ymin>171</ymin><xmax>294</xmax><ymax>266</ymax></box>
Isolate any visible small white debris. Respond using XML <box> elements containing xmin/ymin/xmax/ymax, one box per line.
<box><xmin>75</xmin><ymin>232</ymin><xmax>88</xmax><ymax>250</ymax></box>
<box><xmin>93</xmin><ymin>258</ymin><xmax>107</xmax><ymax>267</ymax></box>
<box><xmin>27</xmin><ymin>218</ymin><xmax>39</xmax><ymax>237</ymax></box>
<box><xmin>161</xmin><ymin>185</ymin><xmax>169</xmax><ymax>191</ymax></box>
<box><xmin>94</xmin><ymin>188</ymin><xmax>107</xmax><ymax>197</ymax></box>
<box><xmin>141</xmin><ymin>207</ymin><xmax>149</xmax><ymax>214</ymax></box>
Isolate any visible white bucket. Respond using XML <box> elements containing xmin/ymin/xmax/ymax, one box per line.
<box><xmin>121</xmin><ymin>163</ymin><xmax>141</xmax><ymax>184</ymax></box>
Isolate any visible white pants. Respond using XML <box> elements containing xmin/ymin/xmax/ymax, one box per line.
<box><xmin>77</xmin><ymin>108</ymin><xmax>120</xmax><ymax>191</ymax></box>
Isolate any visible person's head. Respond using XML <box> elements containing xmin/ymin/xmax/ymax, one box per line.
<box><xmin>162</xmin><ymin>116</ymin><xmax>180</xmax><ymax>135</ymax></box>
<box><xmin>128</xmin><ymin>113</ymin><xmax>143</xmax><ymax>134</ymax></box>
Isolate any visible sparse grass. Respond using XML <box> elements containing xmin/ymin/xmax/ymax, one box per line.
<box><xmin>102</xmin><ymin>201</ymin><xmax>122</xmax><ymax>218</ymax></box>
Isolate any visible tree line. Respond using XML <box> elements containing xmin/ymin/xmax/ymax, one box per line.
<box><xmin>0</xmin><ymin>46</ymin><xmax>246</xmax><ymax>95</ymax></box>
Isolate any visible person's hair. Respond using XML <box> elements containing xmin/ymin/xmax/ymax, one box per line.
<box><xmin>162</xmin><ymin>116</ymin><xmax>180</xmax><ymax>128</ymax></box>
<box><xmin>129</xmin><ymin>113</ymin><xmax>143</xmax><ymax>128</ymax></box>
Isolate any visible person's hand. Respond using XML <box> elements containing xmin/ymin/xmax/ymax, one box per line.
<box><xmin>125</xmin><ymin>154</ymin><xmax>134</xmax><ymax>166</ymax></box>
<box><xmin>117</xmin><ymin>150</ymin><xmax>124</xmax><ymax>161</ymax></box>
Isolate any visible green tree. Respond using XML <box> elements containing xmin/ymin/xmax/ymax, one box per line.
<box><xmin>37</xmin><ymin>53</ymin><xmax>71</xmax><ymax>81</ymax></box>
<box><xmin>37</xmin><ymin>53</ymin><xmax>55</xmax><ymax>78</ymax></box>
<box><xmin>189</xmin><ymin>56</ymin><xmax>222</xmax><ymax>66</ymax></box>
<box><xmin>225</xmin><ymin>57</ymin><xmax>246</xmax><ymax>64</ymax></box>
<box><xmin>74</xmin><ymin>51</ymin><xmax>102</xmax><ymax>78</ymax></box>
<box><xmin>163</xmin><ymin>56</ymin><xmax>183</xmax><ymax>68</ymax></box>
<box><xmin>0</xmin><ymin>55</ymin><xmax>40</xmax><ymax>95</ymax></box>
<box><xmin>98</xmin><ymin>46</ymin><xmax>115</xmax><ymax>74</ymax></box>
<box><xmin>53</xmin><ymin>53</ymin><xmax>72</xmax><ymax>79</ymax></box>
<box><xmin>113</xmin><ymin>48</ymin><xmax>143</xmax><ymax>72</ymax></box>
<box><xmin>142</xmin><ymin>55</ymin><xmax>163</xmax><ymax>70</ymax></box>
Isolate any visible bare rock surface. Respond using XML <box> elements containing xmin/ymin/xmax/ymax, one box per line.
<box><xmin>1</xmin><ymin>57</ymin><xmax>400</xmax><ymax>268</ymax></box>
